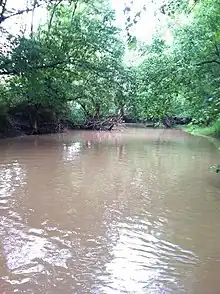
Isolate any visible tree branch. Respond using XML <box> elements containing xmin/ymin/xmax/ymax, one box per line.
<box><xmin>195</xmin><ymin>59</ymin><xmax>220</xmax><ymax>66</ymax></box>
<box><xmin>30</xmin><ymin>0</ymin><xmax>38</xmax><ymax>37</ymax></box>
<box><xmin>71</xmin><ymin>0</ymin><xmax>78</xmax><ymax>23</ymax></box>
<box><xmin>0</xmin><ymin>0</ymin><xmax>7</xmax><ymax>21</ymax></box>
<box><xmin>48</xmin><ymin>0</ymin><xmax>63</xmax><ymax>33</ymax></box>
<box><xmin>0</xmin><ymin>59</ymin><xmax>67</xmax><ymax>75</ymax></box>
<box><xmin>0</xmin><ymin>0</ymin><xmax>70</xmax><ymax>25</ymax></box>
<box><xmin>0</xmin><ymin>7</ymin><xmax>38</xmax><ymax>24</ymax></box>
<box><xmin>215</xmin><ymin>42</ymin><xmax>220</xmax><ymax>59</ymax></box>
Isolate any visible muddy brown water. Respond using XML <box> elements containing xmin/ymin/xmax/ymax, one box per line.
<box><xmin>0</xmin><ymin>128</ymin><xmax>220</xmax><ymax>294</ymax></box>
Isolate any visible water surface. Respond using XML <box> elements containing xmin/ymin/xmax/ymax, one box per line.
<box><xmin>0</xmin><ymin>128</ymin><xmax>220</xmax><ymax>294</ymax></box>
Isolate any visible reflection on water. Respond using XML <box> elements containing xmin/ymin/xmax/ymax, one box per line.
<box><xmin>0</xmin><ymin>162</ymin><xmax>26</xmax><ymax>198</ymax></box>
<box><xmin>0</xmin><ymin>129</ymin><xmax>220</xmax><ymax>294</ymax></box>
<box><xmin>100</xmin><ymin>220</ymin><xmax>198</xmax><ymax>294</ymax></box>
<box><xmin>63</xmin><ymin>142</ymin><xmax>81</xmax><ymax>162</ymax></box>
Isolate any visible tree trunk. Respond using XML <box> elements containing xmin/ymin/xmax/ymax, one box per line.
<box><xmin>162</xmin><ymin>117</ymin><xmax>172</xmax><ymax>128</ymax></box>
<box><xmin>33</xmin><ymin>117</ymin><xmax>38</xmax><ymax>134</ymax></box>
<box><xmin>30</xmin><ymin>0</ymin><xmax>37</xmax><ymax>37</ymax></box>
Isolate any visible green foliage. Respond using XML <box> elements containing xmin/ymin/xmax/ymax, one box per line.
<box><xmin>0</xmin><ymin>0</ymin><xmax>220</xmax><ymax>137</ymax></box>
<box><xmin>0</xmin><ymin>0</ymin><xmax>130</xmax><ymax>131</ymax></box>
<box><xmin>186</xmin><ymin>120</ymin><xmax>220</xmax><ymax>138</ymax></box>
<box><xmin>125</xmin><ymin>0</ymin><xmax>220</xmax><ymax>126</ymax></box>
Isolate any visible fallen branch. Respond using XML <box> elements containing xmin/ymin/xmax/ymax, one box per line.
<box><xmin>84</xmin><ymin>115</ymin><xmax>123</xmax><ymax>131</ymax></box>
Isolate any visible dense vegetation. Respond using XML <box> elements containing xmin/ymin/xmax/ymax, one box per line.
<box><xmin>0</xmin><ymin>0</ymin><xmax>220</xmax><ymax>137</ymax></box>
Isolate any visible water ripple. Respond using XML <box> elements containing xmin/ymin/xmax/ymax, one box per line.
<box><xmin>0</xmin><ymin>130</ymin><xmax>220</xmax><ymax>294</ymax></box>
<box><xmin>98</xmin><ymin>218</ymin><xmax>199</xmax><ymax>294</ymax></box>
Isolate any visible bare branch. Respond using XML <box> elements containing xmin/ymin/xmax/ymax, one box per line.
<box><xmin>0</xmin><ymin>0</ymin><xmax>8</xmax><ymax>21</ymax></box>
<box><xmin>0</xmin><ymin>7</ymin><xmax>37</xmax><ymax>24</ymax></box>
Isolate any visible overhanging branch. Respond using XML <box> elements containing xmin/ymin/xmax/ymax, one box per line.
<box><xmin>0</xmin><ymin>7</ymin><xmax>39</xmax><ymax>24</ymax></box>
<box><xmin>195</xmin><ymin>59</ymin><xmax>220</xmax><ymax>66</ymax></box>
<box><xmin>0</xmin><ymin>59</ymin><xmax>67</xmax><ymax>75</ymax></box>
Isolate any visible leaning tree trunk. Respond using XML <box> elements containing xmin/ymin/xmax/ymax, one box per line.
<box><xmin>162</xmin><ymin>117</ymin><xmax>172</xmax><ymax>128</ymax></box>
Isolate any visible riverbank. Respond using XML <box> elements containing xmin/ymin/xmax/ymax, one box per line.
<box><xmin>0</xmin><ymin>113</ymin><xmax>190</xmax><ymax>139</ymax></box>
<box><xmin>183</xmin><ymin>122</ymin><xmax>220</xmax><ymax>173</ymax></box>
<box><xmin>183</xmin><ymin>121</ymin><xmax>220</xmax><ymax>139</ymax></box>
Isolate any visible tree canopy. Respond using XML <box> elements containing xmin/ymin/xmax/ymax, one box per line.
<box><xmin>0</xmin><ymin>0</ymin><xmax>220</xmax><ymax>136</ymax></box>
